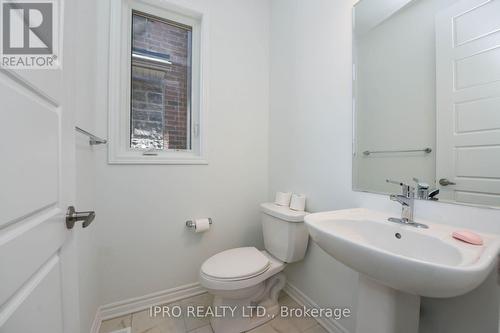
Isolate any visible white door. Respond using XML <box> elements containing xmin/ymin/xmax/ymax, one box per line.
<box><xmin>0</xmin><ymin>0</ymin><xmax>80</xmax><ymax>332</ymax></box>
<box><xmin>436</xmin><ymin>0</ymin><xmax>500</xmax><ymax>206</ymax></box>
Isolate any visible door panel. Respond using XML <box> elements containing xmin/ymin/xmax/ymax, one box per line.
<box><xmin>13</xmin><ymin>70</ymin><xmax>64</xmax><ymax>104</ymax></box>
<box><xmin>455</xmin><ymin>46</ymin><xmax>500</xmax><ymax>89</ymax></box>
<box><xmin>0</xmin><ymin>257</ymin><xmax>64</xmax><ymax>333</ymax></box>
<box><xmin>0</xmin><ymin>0</ymin><xmax>79</xmax><ymax>331</ymax></box>
<box><xmin>0</xmin><ymin>70</ymin><xmax>59</xmax><ymax>227</ymax></box>
<box><xmin>456</xmin><ymin>147</ymin><xmax>500</xmax><ymax>177</ymax></box>
<box><xmin>455</xmin><ymin>191</ymin><xmax>500</xmax><ymax>206</ymax></box>
<box><xmin>454</xmin><ymin>0</ymin><xmax>500</xmax><ymax>45</ymax></box>
<box><xmin>436</xmin><ymin>0</ymin><xmax>500</xmax><ymax>206</ymax></box>
<box><xmin>0</xmin><ymin>210</ymin><xmax>65</xmax><ymax>305</ymax></box>
<box><xmin>455</xmin><ymin>97</ymin><xmax>500</xmax><ymax>132</ymax></box>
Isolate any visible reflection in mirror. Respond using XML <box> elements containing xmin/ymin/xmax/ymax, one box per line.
<box><xmin>352</xmin><ymin>0</ymin><xmax>500</xmax><ymax>208</ymax></box>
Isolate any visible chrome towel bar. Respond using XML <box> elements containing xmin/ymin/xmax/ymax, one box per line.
<box><xmin>363</xmin><ymin>147</ymin><xmax>432</xmax><ymax>156</ymax></box>
<box><xmin>75</xmin><ymin>126</ymin><xmax>107</xmax><ymax>145</ymax></box>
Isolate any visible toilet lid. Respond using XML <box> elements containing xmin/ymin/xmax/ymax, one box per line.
<box><xmin>201</xmin><ymin>247</ymin><xmax>270</xmax><ymax>280</ymax></box>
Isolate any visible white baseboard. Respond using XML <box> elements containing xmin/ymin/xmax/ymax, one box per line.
<box><xmin>90</xmin><ymin>282</ymin><xmax>206</xmax><ymax>333</ymax></box>
<box><xmin>284</xmin><ymin>282</ymin><xmax>350</xmax><ymax>333</ymax></box>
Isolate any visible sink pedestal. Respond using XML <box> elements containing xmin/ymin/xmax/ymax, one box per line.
<box><xmin>355</xmin><ymin>275</ymin><xmax>420</xmax><ymax>333</ymax></box>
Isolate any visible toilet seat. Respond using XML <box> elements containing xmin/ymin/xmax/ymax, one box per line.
<box><xmin>200</xmin><ymin>249</ymin><xmax>285</xmax><ymax>291</ymax></box>
<box><xmin>201</xmin><ymin>247</ymin><xmax>270</xmax><ymax>281</ymax></box>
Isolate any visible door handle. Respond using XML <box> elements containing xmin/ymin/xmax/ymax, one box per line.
<box><xmin>66</xmin><ymin>206</ymin><xmax>95</xmax><ymax>229</ymax></box>
<box><xmin>439</xmin><ymin>178</ymin><xmax>456</xmax><ymax>186</ymax></box>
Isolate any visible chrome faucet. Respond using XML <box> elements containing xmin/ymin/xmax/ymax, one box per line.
<box><xmin>413</xmin><ymin>177</ymin><xmax>440</xmax><ymax>200</ymax></box>
<box><xmin>386</xmin><ymin>179</ymin><xmax>428</xmax><ymax>229</ymax></box>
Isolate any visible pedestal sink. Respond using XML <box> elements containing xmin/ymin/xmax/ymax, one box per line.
<box><xmin>305</xmin><ymin>208</ymin><xmax>500</xmax><ymax>333</ymax></box>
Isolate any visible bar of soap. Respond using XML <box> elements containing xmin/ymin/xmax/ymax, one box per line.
<box><xmin>452</xmin><ymin>230</ymin><xmax>483</xmax><ymax>245</ymax></box>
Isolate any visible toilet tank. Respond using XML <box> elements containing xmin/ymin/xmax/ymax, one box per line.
<box><xmin>260</xmin><ymin>203</ymin><xmax>309</xmax><ymax>263</ymax></box>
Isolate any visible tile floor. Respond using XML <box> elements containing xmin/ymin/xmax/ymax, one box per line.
<box><xmin>99</xmin><ymin>292</ymin><xmax>327</xmax><ymax>333</ymax></box>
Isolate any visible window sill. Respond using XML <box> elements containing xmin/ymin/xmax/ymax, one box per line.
<box><xmin>108</xmin><ymin>151</ymin><xmax>208</xmax><ymax>165</ymax></box>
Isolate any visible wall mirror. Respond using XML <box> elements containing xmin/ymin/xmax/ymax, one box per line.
<box><xmin>352</xmin><ymin>0</ymin><xmax>500</xmax><ymax>208</ymax></box>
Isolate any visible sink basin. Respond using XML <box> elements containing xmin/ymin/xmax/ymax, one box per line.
<box><xmin>305</xmin><ymin>208</ymin><xmax>500</xmax><ymax>298</ymax></box>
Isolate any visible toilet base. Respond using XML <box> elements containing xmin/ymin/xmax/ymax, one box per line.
<box><xmin>209</xmin><ymin>273</ymin><xmax>286</xmax><ymax>333</ymax></box>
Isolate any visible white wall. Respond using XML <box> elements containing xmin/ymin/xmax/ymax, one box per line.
<box><xmin>269</xmin><ymin>0</ymin><xmax>359</xmax><ymax>331</ymax></box>
<box><xmin>74</xmin><ymin>0</ymin><xmax>101</xmax><ymax>332</ymax></box>
<box><xmin>269</xmin><ymin>0</ymin><xmax>500</xmax><ymax>332</ymax></box>
<box><xmin>92</xmin><ymin>0</ymin><xmax>271</xmax><ymax>305</ymax></box>
<box><xmin>354</xmin><ymin>0</ymin><xmax>412</xmax><ymax>36</ymax></box>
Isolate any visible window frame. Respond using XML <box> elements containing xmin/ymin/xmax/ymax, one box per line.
<box><xmin>108</xmin><ymin>0</ymin><xmax>208</xmax><ymax>164</ymax></box>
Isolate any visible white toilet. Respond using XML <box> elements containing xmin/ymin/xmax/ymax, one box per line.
<box><xmin>199</xmin><ymin>203</ymin><xmax>309</xmax><ymax>333</ymax></box>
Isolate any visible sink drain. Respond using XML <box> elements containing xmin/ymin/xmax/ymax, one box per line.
<box><xmin>395</xmin><ymin>233</ymin><xmax>402</xmax><ymax>239</ymax></box>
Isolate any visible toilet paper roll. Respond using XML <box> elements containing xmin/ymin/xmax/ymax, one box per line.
<box><xmin>290</xmin><ymin>194</ymin><xmax>306</xmax><ymax>211</ymax></box>
<box><xmin>194</xmin><ymin>218</ymin><xmax>211</xmax><ymax>233</ymax></box>
<box><xmin>275</xmin><ymin>192</ymin><xmax>292</xmax><ymax>206</ymax></box>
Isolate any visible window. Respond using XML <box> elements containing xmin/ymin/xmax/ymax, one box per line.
<box><xmin>130</xmin><ymin>12</ymin><xmax>191</xmax><ymax>151</ymax></box>
<box><xmin>108</xmin><ymin>0</ymin><xmax>206</xmax><ymax>164</ymax></box>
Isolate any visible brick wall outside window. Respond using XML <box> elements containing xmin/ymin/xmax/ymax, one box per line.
<box><xmin>130</xmin><ymin>14</ymin><xmax>191</xmax><ymax>150</ymax></box>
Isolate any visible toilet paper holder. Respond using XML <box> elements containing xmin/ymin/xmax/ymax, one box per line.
<box><xmin>186</xmin><ymin>218</ymin><xmax>213</xmax><ymax>229</ymax></box>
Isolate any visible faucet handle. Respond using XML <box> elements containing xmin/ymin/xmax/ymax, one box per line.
<box><xmin>386</xmin><ymin>179</ymin><xmax>414</xmax><ymax>197</ymax></box>
<box><xmin>386</xmin><ymin>179</ymin><xmax>413</xmax><ymax>188</ymax></box>
<box><xmin>386</xmin><ymin>179</ymin><xmax>404</xmax><ymax>186</ymax></box>
<box><xmin>412</xmin><ymin>177</ymin><xmax>429</xmax><ymax>189</ymax></box>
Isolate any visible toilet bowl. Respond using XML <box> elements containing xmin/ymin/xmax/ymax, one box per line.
<box><xmin>199</xmin><ymin>203</ymin><xmax>309</xmax><ymax>333</ymax></box>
